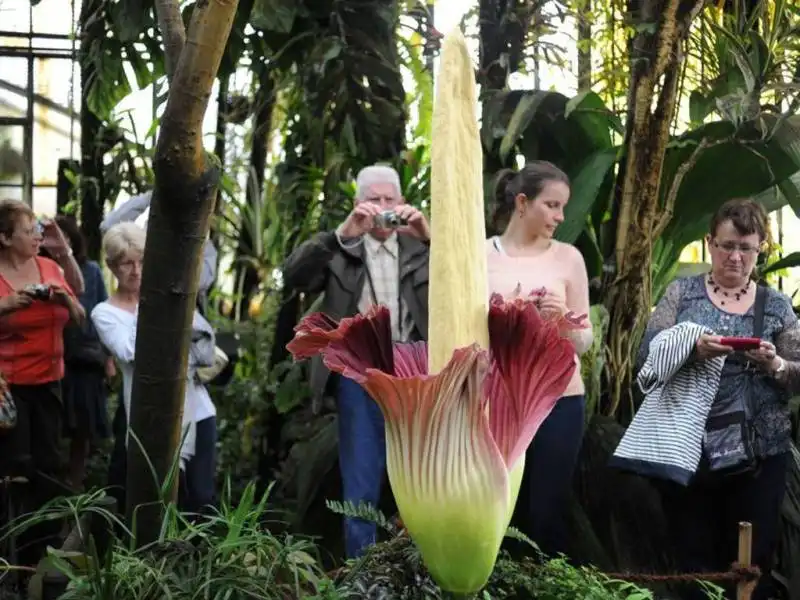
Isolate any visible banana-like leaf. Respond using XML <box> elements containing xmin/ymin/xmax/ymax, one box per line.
<box><xmin>654</xmin><ymin>118</ymin><xmax>800</xmax><ymax>295</ymax></box>
<box><xmin>251</xmin><ymin>0</ymin><xmax>300</xmax><ymax>32</ymax></box>
<box><xmin>556</xmin><ymin>147</ymin><xmax>619</xmax><ymax>244</ymax></box>
<box><xmin>766</xmin><ymin>115</ymin><xmax>800</xmax><ymax>215</ymax></box>
<box><xmin>498</xmin><ymin>92</ymin><xmax>553</xmax><ymax>163</ymax></box>
<box><xmin>564</xmin><ymin>90</ymin><xmax>624</xmax><ymax>143</ymax></box>
<box><xmin>482</xmin><ymin>89</ymin><xmax>617</xmax><ymax>173</ymax></box>
<box><xmin>762</xmin><ymin>252</ymin><xmax>800</xmax><ymax>276</ymax></box>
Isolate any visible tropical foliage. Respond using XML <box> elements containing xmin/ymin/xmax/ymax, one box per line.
<box><xmin>3</xmin><ymin>0</ymin><xmax>800</xmax><ymax>597</ymax></box>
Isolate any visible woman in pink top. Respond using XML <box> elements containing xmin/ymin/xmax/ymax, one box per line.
<box><xmin>487</xmin><ymin>161</ymin><xmax>593</xmax><ymax>560</ymax></box>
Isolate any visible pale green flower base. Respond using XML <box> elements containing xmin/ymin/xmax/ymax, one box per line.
<box><xmin>393</xmin><ymin>457</ymin><xmax>527</xmax><ymax>594</ymax></box>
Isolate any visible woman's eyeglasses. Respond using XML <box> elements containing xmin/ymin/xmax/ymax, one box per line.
<box><xmin>116</xmin><ymin>259</ymin><xmax>143</xmax><ymax>271</ymax></box>
<box><xmin>711</xmin><ymin>239</ymin><xmax>761</xmax><ymax>255</ymax></box>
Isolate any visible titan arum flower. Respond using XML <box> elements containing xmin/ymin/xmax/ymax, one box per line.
<box><xmin>287</xmin><ymin>29</ymin><xmax>588</xmax><ymax>596</ymax></box>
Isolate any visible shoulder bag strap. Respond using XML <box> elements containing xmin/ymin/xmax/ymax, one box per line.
<box><xmin>753</xmin><ymin>284</ymin><xmax>767</xmax><ymax>338</ymax></box>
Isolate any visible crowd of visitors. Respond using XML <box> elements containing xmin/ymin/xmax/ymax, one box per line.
<box><xmin>1</xmin><ymin>161</ymin><xmax>798</xmax><ymax>600</ymax></box>
<box><xmin>0</xmin><ymin>194</ymin><xmax>220</xmax><ymax>565</ymax></box>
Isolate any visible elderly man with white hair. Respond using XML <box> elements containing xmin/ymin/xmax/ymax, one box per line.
<box><xmin>283</xmin><ymin>164</ymin><xmax>431</xmax><ymax>558</ymax></box>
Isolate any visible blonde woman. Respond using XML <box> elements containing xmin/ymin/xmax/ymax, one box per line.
<box><xmin>91</xmin><ymin>222</ymin><xmax>217</xmax><ymax>511</ymax></box>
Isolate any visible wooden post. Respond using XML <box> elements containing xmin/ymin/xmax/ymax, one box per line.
<box><xmin>737</xmin><ymin>521</ymin><xmax>755</xmax><ymax>600</ymax></box>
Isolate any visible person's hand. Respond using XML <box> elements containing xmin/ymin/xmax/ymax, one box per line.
<box><xmin>39</xmin><ymin>219</ymin><xmax>71</xmax><ymax>256</ymax></box>
<box><xmin>395</xmin><ymin>205</ymin><xmax>431</xmax><ymax>240</ymax></box>
<box><xmin>104</xmin><ymin>357</ymin><xmax>117</xmax><ymax>380</ymax></box>
<box><xmin>744</xmin><ymin>340</ymin><xmax>781</xmax><ymax>372</ymax></box>
<box><xmin>336</xmin><ymin>203</ymin><xmax>382</xmax><ymax>239</ymax></box>
<box><xmin>0</xmin><ymin>291</ymin><xmax>33</xmax><ymax>315</ymax></box>
<box><xmin>538</xmin><ymin>290</ymin><xmax>568</xmax><ymax>319</ymax></box>
<box><xmin>48</xmin><ymin>284</ymin><xmax>73</xmax><ymax>307</ymax></box>
<box><xmin>695</xmin><ymin>334</ymin><xmax>734</xmax><ymax>360</ymax></box>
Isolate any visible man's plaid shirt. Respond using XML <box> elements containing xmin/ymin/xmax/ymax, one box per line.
<box><xmin>357</xmin><ymin>232</ymin><xmax>413</xmax><ymax>342</ymax></box>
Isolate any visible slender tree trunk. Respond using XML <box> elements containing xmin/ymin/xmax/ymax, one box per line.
<box><xmin>126</xmin><ymin>0</ymin><xmax>239</xmax><ymax>545</ymax></box>
<box><xmin>576</xmin><ymin>0</ymin><xmax>592</xmax><ymax>91</ymax></box>
<box><xmin>234</xmin><ymin>68</ymin><xmax>274</xmax><ymax>318</ymax></box>
<box><xmin>211</xmin><ymin>75</ymin><xmax>229</xmax><ymax>254</ymax></box>
<box><xmin>604</xmin><ymin>0</ymin><xmax>704</xmax><ymax>417</ymax></box>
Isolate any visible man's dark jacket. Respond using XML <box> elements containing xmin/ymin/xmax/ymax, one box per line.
<box><xmin>282</xmin><ymin>230</ymin><xmax>430</xmax><ymax>402</ymax></box>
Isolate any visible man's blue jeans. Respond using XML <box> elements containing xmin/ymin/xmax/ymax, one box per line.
<box><xmin>337</xmin><ymin>376</ymin><xmax>386</xmax><ymax>558</ymax></box>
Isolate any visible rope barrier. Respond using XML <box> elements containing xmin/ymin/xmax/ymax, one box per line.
<box><xmin>605</xmin><ymin>562</ymin><xmax>761</xmax><ymax>584</ymax></box>
<box><xmin>606</xmin><ymin>521</ymin><xmax>758</xmax><ymax>600</ymax></box>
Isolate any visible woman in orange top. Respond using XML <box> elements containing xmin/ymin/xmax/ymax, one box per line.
<box><xmin>0</xmin><ymin>198</ymin><xmax>84</xmax><ymax>483</ymax></box>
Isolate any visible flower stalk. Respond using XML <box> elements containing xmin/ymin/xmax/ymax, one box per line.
<box><xmin>287</xmin><ymin>27</ymin><xmax>587</xmax><ymax>596</ymax></box>
<box><xmin>428</xmin><ymin>29</ymin><xmax>489</xmax><ymax>373</ymax></box>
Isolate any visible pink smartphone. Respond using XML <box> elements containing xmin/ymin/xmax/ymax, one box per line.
<box><xmin>719</xmin><ymin>336</ymin><xmax>761</xmax><ymax>351</ymax></box>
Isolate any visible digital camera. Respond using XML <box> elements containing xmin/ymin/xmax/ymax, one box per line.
<box><xmin>373</xmin><ymin>210</ymin><xmax>408</xmax><ymax>229</ymax></box>
<box><xmin>24</xmin><ymin>283</ymin><xmax>51</xmax><ymax>301</ymax></box>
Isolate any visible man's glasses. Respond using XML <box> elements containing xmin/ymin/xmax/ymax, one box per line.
<box><xmin>365</xmin><ymin>195</ymin><xmax>399</xmax><ymax>204</ymax></box>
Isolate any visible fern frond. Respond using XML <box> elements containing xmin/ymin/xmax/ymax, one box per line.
<box><xmin>505</xmin><ymin>526</ymin><xmax>540</xmax><ymax>552</ymax></box>
<box><xmin>325</xmin><ymin>499</ymin><xmax>394</xmax><ymax>533</ymax></box>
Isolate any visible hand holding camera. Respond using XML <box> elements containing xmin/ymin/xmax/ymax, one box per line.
<box><xmin>337</xmin><ymin>203</ymin><xmax>383</xmax><ymax>239</ymax></box>
<box><xmin>337</xmin><ymin>203</ymin><xmax>430</xmax><ymax>240</ymax></box>
<box><xmin>0</xmin><ymin>284</ymin><xmax>52</xmax><ymax>317</ymax></box>
<box><xmin>0</xmin><ymin>290</ymin><xmax>34</xmax><ymax>316</ymax></box>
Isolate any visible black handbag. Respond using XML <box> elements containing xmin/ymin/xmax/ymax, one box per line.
<box><xmin>701</xmin><ymin>284</ymin><xmax>766</xmax><ymax>476</ymax></box>
<box><xmin>63</xmin><ymin>320</ymin><xmax>107</xmax><ymax>370</ymax></box>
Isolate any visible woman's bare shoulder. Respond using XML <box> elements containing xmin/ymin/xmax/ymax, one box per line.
<box><xmin>550</xmin><ymin>240</ymin><xmax>584</xmax><ymax>265</ymax></box>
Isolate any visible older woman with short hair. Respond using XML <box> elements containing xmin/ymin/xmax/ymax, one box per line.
<box><xmin>91</xmin><ymin>222</ymin><xmax>217</xmax><ymax>512</ymax></box>
<box><xmin>630</xmin><ymin>198</ymin><xmax>800</xmax><ymax>600</ymax></box>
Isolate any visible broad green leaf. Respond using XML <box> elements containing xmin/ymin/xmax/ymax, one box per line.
<box><xmin>485</xmin><ymin>90</ymin><xmax>616</xmax><ymax>176</ymax></box>
<box><xmin>709</xmin><ymin>22</ymin><xmax>758</xmax><ymax>93</ymax></box>
<box><xmin>111</xmin><ymin>0</ymin><xmax>153</xmax><ymax>44</ymax></box>
<box><xmin>251</xmin><ymin>0</ymin><xmax>297</xmax><ymax>33</ymax></box>
<box><xmin>498</xmin><ymin>92</ymin><xmax>551</xmax><ymax>162</ymax></box>
<box><xmin>766</xmin><ymin>115</ymin><xmax>800</xmax><ymax>215</ymax></box>
<box><xmin>689</xmin><ymin>90</ymin><xmax>710</xmax><ymax>125</ymax></box>
<box><xmin>564</xmin><ymin>90</ymin><xmax>623</xmax><ymax>147</ymax></box>
<box><xmin>778</xmin><ymin>172</ymin><xmax>800</xmax><ymax>217</ymax></box>
<box><xmin>126</xmin><ymin>47</ymin><xmax>152</xmax><ymax>90</ymax></box>
<box><xmin>556</xmin><ymin>147</ymin><xmax>619</xmax><ymax>244</ymax></box>
<box><xmin>654</xmin><ymin>117</ymin><xmax>800</xmax><ymax>296</ymax></box>
<box><xmin>762</xmin><ymin>252</ymin><xmax>800</xmax><ymax>276</ymax></box>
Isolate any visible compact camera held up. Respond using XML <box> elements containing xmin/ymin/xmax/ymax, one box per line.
<box><xmin>24</xmin><ymin>283</ymin><xmax>52</xmax><ymax>301</ymax></box>
<box><xmin>373</xmin><ymin>210</ymin><xmax>408</xmax><ymax>229</ymax></box>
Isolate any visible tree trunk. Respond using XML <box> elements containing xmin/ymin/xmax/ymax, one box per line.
<box><xmin>211</xmin><ymin>74</ymin><xmax>229</xmax><ymax>254</ymax></box>
<box><xmin>604</xmin><ymin>0</ymin><xmax>704</xmax><ymax>417</ymax></box>
<box><xmin>234</xmin><ymin>67</ymin><xmax>274</xmax><ymax>318</ymax></box>
<box><xmin>126</xmin><ymin>0</ymin><xmax>239</xmax><ymax>545</ymax></box>
<box><xmin>576</xmin><ymin>0</ymin><xmax>592</xmax><ymax>91</ymax></box>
